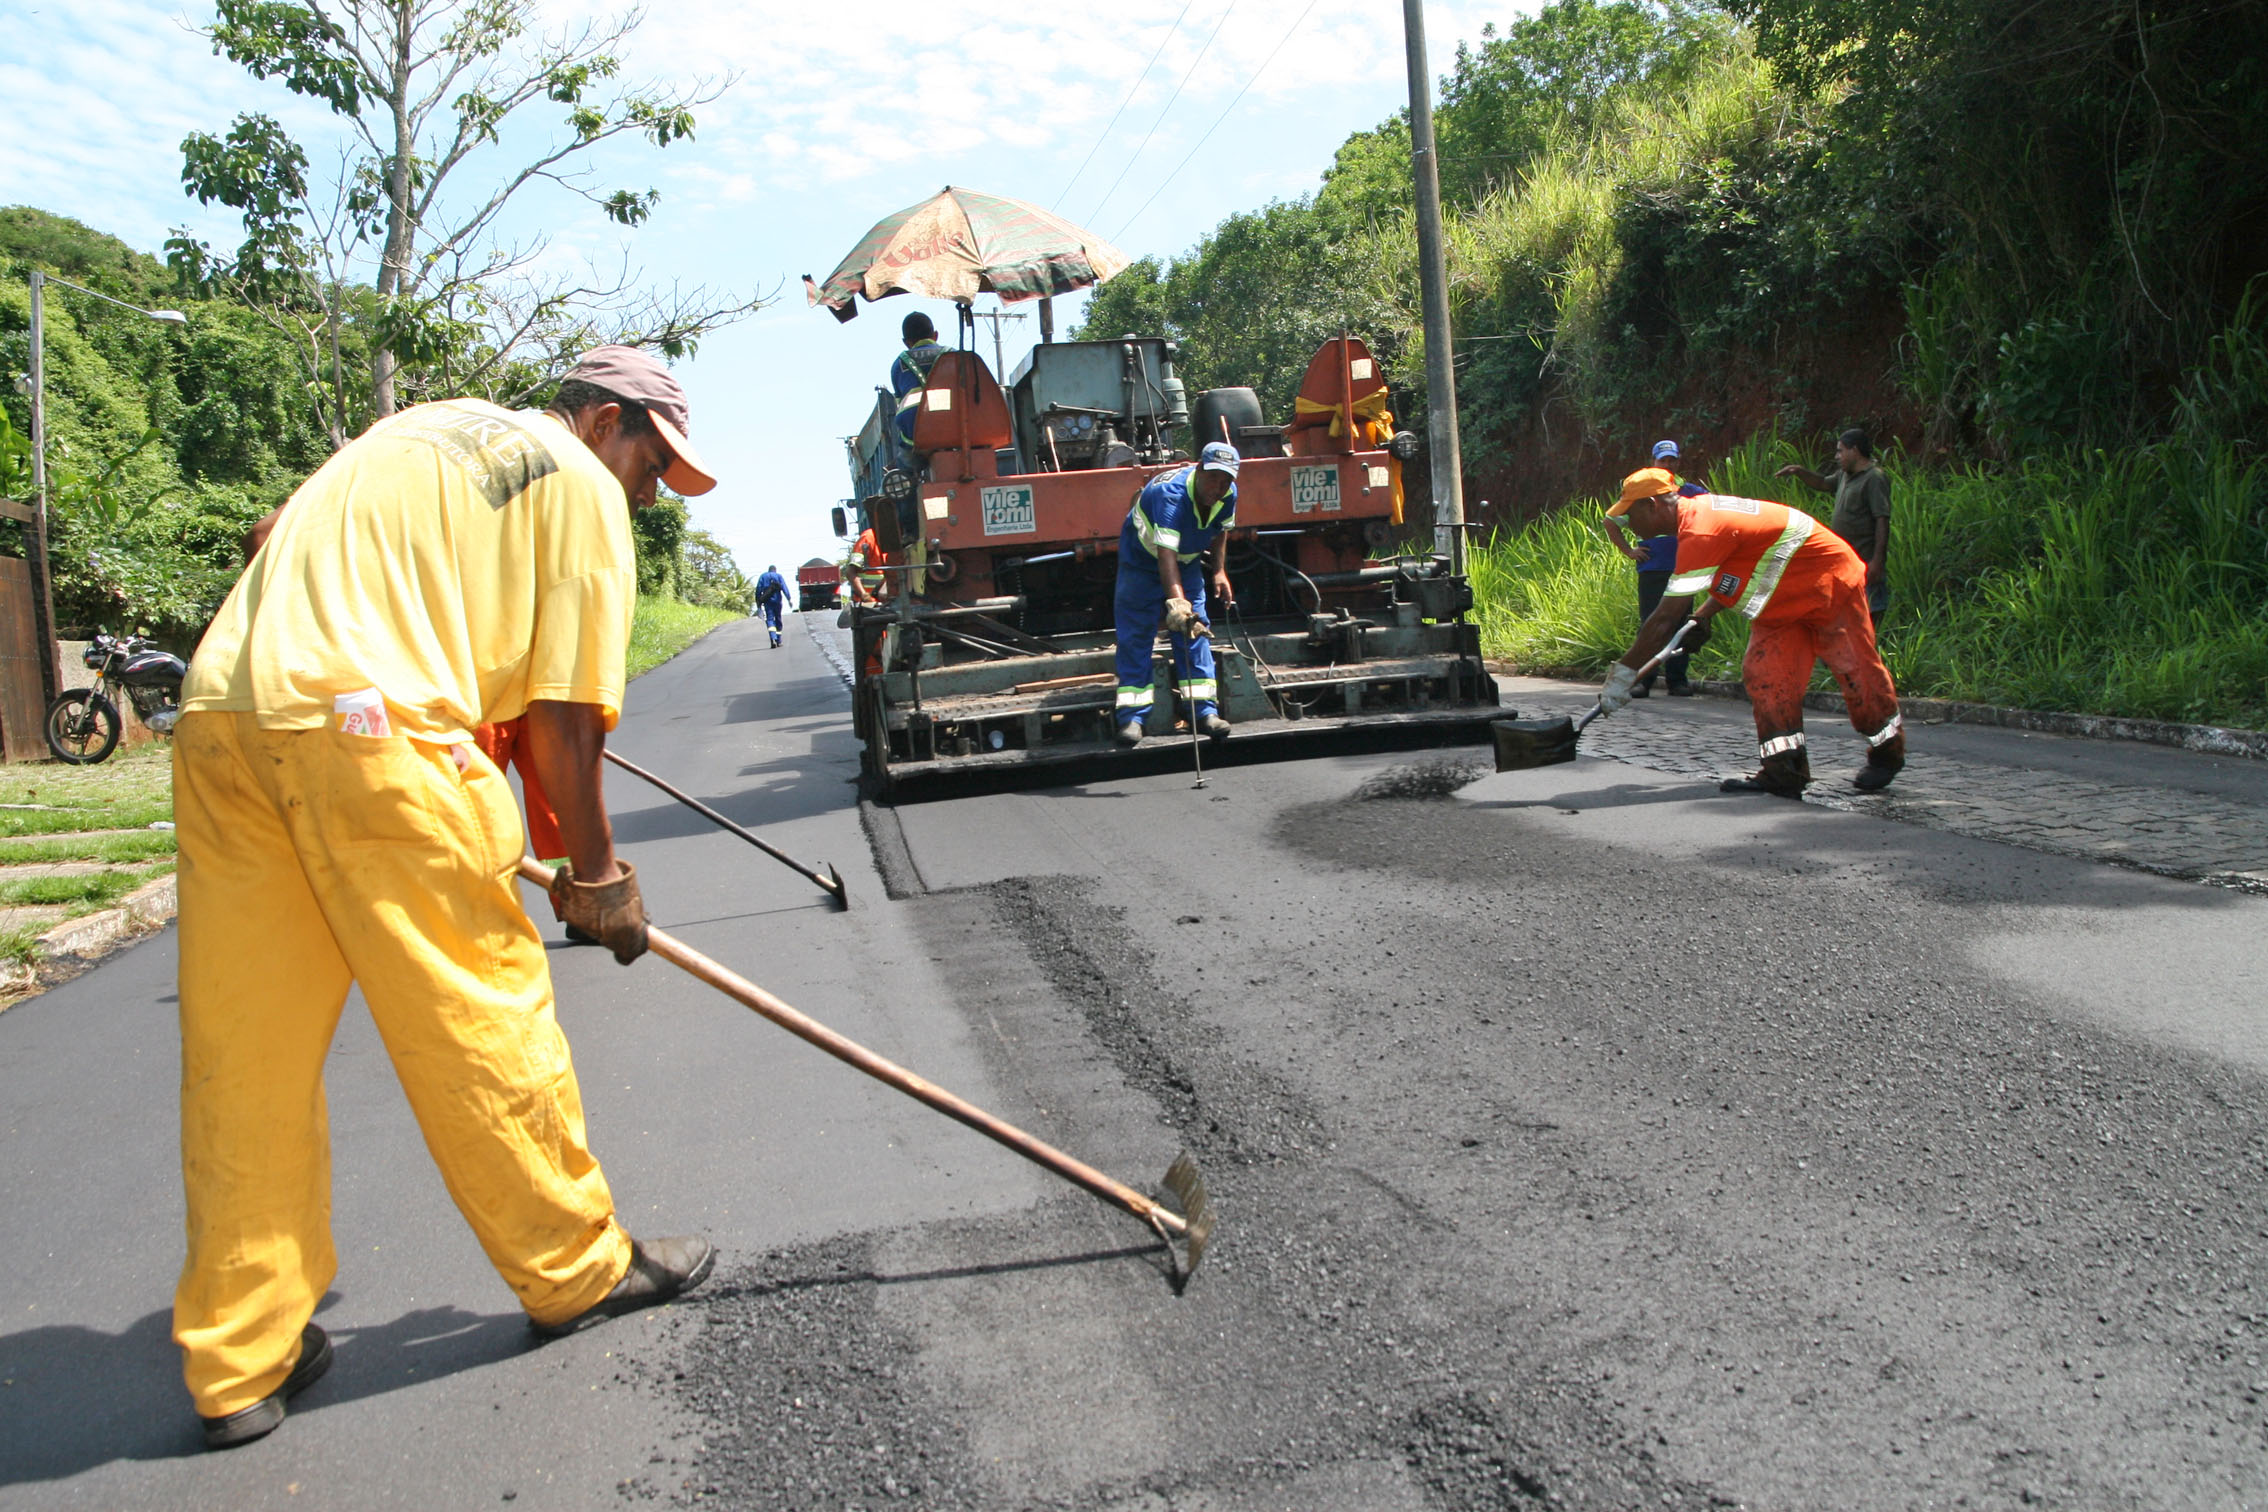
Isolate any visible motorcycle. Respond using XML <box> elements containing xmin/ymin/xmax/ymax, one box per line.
<box><xmin>45</xmin><ymin>632</ymin><xmax>186</xmax><ymax>764</ymax></box>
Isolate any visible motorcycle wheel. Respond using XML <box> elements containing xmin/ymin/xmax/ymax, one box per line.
<box><xmin>45</xmin><ymin>689</ymin><xmax>122</xmax><ymax>765</ymax></box>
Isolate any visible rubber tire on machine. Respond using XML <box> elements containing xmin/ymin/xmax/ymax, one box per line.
<box><xmin>45</xmin><ymin>689</ymin><xmax>122</xmax><ymax>765</ymax></box>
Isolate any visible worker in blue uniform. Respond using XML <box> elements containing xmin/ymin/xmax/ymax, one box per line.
<box><xmin>1114</xmin><ymin>442</ymin><xmax>1240</xmax><ymax>747</ymax></box>
<box><xmin>891</xmin><ymin>312</ymin><xmax>949</xmax><ymax>451</ymax></box>
<box><xmin>753</xmin><ymin>565</ymin><xmax>788</xmax><ymax>649</ymax></box>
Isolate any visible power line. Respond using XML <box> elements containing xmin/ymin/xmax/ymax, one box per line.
<box><xmin>1084</xmin><ymin>0</ymin><xmax>1239</xmax><ymax>229</ymax></box>
<box><xmin>1054</xmin><ymin>0</ymin><xmax>1199</xmax><ymax>213</ymax></box>
<box><xmin>1112</xmin><ymin>0</ymin><xmax>1320</xmax><ymax>242</ymax></box>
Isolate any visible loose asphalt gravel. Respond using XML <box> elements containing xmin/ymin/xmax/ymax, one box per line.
<box><xmin>5</xmin><ymin>615</ymin><xmax>2263</xmax><ymax>1512</ymax></box>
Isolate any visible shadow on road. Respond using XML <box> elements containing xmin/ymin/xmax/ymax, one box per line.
<box><xmin>607</xmin><ymin>754</ymin><xmax>857</xmax><ymax>840</ymax></box>
<box><xmin>0</xmin><ymin>1301</ymin><xmax>529</xmax><ymax>1487</ymax></box>
<box><xmin>722</xmin><ymin>678</ymin><xmax>850</xmax><ymax>726</ymax></box>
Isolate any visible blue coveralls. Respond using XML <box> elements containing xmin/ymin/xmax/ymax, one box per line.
<box><xmin>891</xmin><ymin>340</ymin><xmax>948</xmax><ymax>446</ymax></box>
<box><xmin>754</xmin><ymin>571</ymin><xmax>787</xmax><ymax>646</ymax></box>
<box><xmin>1114</xmin><ymin>467</ymin><xmax>1236</xmax><ymax>731</ymax></box>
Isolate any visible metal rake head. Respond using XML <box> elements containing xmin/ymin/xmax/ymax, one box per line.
<box><xmin>1157</xmin><ymin>1150</ymin><xmax>1216</xmax><ymax>1285</ymax></box>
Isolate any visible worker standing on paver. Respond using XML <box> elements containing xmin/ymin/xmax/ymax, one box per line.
<box><xmin>1113</xmin><ymin>442</ymin><xmax>1239</xmax><ymax>748</ymax></box>
<box><xmin>170</xmin><ymin>346</ymin><xmax>719</xmax><ymax>1451</ymax></box>
<box><xmin>754</xmin><ymin>563</ymin><xmax>789</xmax><ymax>648</ymax></box>
<box><xmin>1599</xmin><ymin>467</ymin><xmax>1906</xmax><ymax>795</ymax></box>
<box><xmin>846</xmin><ymin>517</ymin><xmax>891</xmax><ymax>606</ymax></box>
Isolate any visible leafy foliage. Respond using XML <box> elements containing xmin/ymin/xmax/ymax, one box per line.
<box><xmin>170</xmin><ymin>0</ymin><xmax>764</xmax><ymax>442</ymax></box>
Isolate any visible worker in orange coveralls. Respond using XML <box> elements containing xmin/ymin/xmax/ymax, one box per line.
<box><xmin>472</xmin><ymin>717</ymin><xmax>565</xmax><ymax>861</ymax></box>
<box><xmin>1599</xmin><ymin>467</ymin><xmax>1906</xmax><ymax>796</ymax></box>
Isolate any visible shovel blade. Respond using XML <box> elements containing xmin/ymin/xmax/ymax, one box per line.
<box><xmin>1159</xmin><ymin>1151</ymin><xmax>1215</xmax><ymax>1280</ymax></box>
<box><xmin>1492</xmin><ymin>717</ymin><xmax>1578</xmax><ymax>772</ymax></box>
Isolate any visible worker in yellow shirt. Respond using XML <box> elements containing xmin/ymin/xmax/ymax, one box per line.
<box><xmin>171</xmin><ymin>346</ymin><xmax>718</xmax><ymax>1450</ymax></box>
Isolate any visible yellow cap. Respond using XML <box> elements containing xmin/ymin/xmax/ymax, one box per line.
<box><xmin>1607</xmin><ymin>467</ymin><xmax>1676</xmax><ymax>518</ymax></box>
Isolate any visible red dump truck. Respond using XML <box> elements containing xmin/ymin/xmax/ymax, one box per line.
<box><xmin>796</xmin><ymin>558</ymin><xmax>840</xmax><ymax>612</ymax></box>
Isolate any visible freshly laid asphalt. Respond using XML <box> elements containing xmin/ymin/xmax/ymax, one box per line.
<box><xmin>3</xmin><ymin>612</ymin><xmax>2263</xmax><ymax>1510</ymax></box>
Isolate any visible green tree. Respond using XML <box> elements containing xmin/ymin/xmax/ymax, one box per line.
<box><xmin>170</xmin><ymin>0</ymin><xmax>765</xmax><ymax>447</ymax></box>
<box><xmin>1728</xmin><ymin>0</ymin><xmax>2268</xmax><ymax>451</ymax></box>
<box><xmin>679</xmin><ymin>528</ymin><xmax>753</xmax><ymax>614</ymax></box>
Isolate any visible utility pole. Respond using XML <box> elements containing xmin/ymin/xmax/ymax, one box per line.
<box><xmin>25</xmin><ymin>273</ymin><xmax>58</xmax><ymax>705</ymax></box>
<box><xmin>970</xmin><ymin>307</ymin><xmax>1029</xmax><ymax>378</ymax></box>
<box><xmin>1402</xmin><ymin>0</ymin><xmax>1466</xmax><ymax>573</ymax></box>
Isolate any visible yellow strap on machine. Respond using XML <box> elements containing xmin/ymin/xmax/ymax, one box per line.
<box><xmin>1292</xmin><ymin>388</ymin><xmax>1394</xmax><ymax>441</ymax></box>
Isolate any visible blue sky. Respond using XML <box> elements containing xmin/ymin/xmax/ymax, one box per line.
<box><xmin>2</xmin><ymin>0</ymin><xmax>1520</xmax><ymax>577</ymax></box>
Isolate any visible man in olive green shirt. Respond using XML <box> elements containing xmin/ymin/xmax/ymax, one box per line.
<box><xmin>1778</xmin><ymin>427</ymin><xmax>1890</xmax><ymax>620</ymax></box>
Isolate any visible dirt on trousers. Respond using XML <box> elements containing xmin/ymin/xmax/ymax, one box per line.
<box><xmin>649</xmin><ymin>757</ymin><xmax>2268</xmax><ymax>1512</ymax></box>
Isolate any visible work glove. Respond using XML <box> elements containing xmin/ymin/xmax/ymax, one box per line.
<box><xmin>1163</xmin><ymin>598</ymin><xmax>1212</xmax><ymax>640</ymax></box>
<box><xmin>1598</xmin><ymin>662</ymin><xmax>1640</xmax><ymax>714</ymax></box>
<box><xmin>549</xmin><ymin>860</ymin><xmax>650</xmax><ymax>966</ymax></box>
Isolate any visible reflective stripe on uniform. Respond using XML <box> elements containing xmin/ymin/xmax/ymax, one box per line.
<box><xmin>1759</xmin><ymin>731</ymin><xmax>1807</xmax><ymax>758</ymax></box>
<box><xmin>1867</xmin><ymin>712</ymin><xmax>1904</xmax><ymax>748</ymax></box>
<box><xmin>1736</xmin><ymin>512</ymin><xmax>1816</xmax><ymax>618</ymax></box>
<box><xmin>1180</xmin><ymin>679</ymin><xmax>1217</xmax><ymax>703</ymax></box>
<box><xmin>1127</xmin><ymin>467</ymin><xmax>1195</xmax><ymax>558</ymax></box>
<box><xmin>1666</xmin><ymin>567</ymin><xmax>1717</xmax><ymax>595</ymax></box>
<box><xmin>1116</xmin><ymin>684</ymin><xmax>1154</xmax><ymax>711</ymax></box>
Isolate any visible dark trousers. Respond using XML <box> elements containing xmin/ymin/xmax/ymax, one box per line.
<box><xmin>1635</xmin><ymin>572</ymin><xmax>1692</xmax><ymax>691</ymax></box>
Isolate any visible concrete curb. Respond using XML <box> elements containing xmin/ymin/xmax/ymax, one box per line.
<box><xmin>1686</xmin><ymin>681</ymin><xmax>2268</xmax><ymax>762</ymax></box>
<box><xmin>0</xmin><ymin>873</ymin><xmax>177</xmax><ymax>1010</ymax></box>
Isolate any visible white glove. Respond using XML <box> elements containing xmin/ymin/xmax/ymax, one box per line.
<box><xmin>1599</xmin><ymin>662</ymin><xmax>1639</xmax><ymax>713</ymax></box>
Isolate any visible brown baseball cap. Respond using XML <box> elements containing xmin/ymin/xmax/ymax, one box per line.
<box><xmin>559</xmin><ymin>344</ymin><xmax>718</xmax><ymax>496</ymax></box>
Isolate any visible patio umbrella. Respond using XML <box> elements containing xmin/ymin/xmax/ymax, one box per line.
<box><xmin>802</xmin><ymin>185</ymin><xmax>1130</xmax><ymax>323</ymax></box>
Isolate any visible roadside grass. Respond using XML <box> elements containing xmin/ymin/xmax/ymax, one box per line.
<box><xmin>628</xmin><ymin>594</ymin><xmax>738</xmax><ymax>679</ymax></box>
<box><xmin>0</xmin><ymin>830</ymin><xmax>179</xmax><ymax>865</ymax></box>
<box><xmin>0</xmin><ymin>865</ymin><xmax>171</xmax><ymax>909</ymax></box>
<box><xmin>0</xmin><ymin>742</ymin><xmax>175</xmax><ymax>838</ymax></box>
<box><xmin>1470</xmin><ymin>434</ymin><xmax>2268</xmax><ymax>731</ymax></box>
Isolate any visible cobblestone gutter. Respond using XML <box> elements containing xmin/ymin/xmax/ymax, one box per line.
<box><xmin>1691</xmin><ymin>679</ymin><xmax>2268</xmax><ymax>763</ymax></box>
<box><xmin>1499</xmin><ymin>675</ymin><xmax>2268</xmax><ymax>892</ymax></box>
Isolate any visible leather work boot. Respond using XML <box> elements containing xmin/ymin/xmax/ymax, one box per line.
<box><xmin>201</xmin><ymin>1323</ymin><xmax>333</xmax><ymax>1450</ymax></box>
<box><xmin>1198</xmin><ymin>714</ymin><xmax>1232</xmax><ymax>742</ymax></box>
<box><xmin>530</xmin><ymin>1236</ymin><xmax>716</xmax><ymax>1340</ymax></box>
<box><xmin>1853</xmin><ymin>732</ymin><xmax>1907</xmax><ymax>792</ymax></box>
<box><xmin>1719</xmin><ymin>750</ymin><xmax>1811</xmax><ymax>798</ymax></box>
<box><xmin>1115</xmin><ymin>721</ymin><xmax>1144</xmax><ymax>748</ymax></box>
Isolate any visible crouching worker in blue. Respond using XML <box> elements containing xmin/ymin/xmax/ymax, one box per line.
<box><xmin>1114</xmin><ymin>442</ymin><xmax>1240</xmax><ymax>747</ymax></box>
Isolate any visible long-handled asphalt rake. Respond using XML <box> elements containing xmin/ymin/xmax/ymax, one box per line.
<box><xmin>603</xmin><ymin>749</ymin><xmax>848</xmax><ymax>910</ymax></box>
<box><xmin>520</xmin><ymin>857</ymin><xmax>1215</xmax><ymax>1283</ymax></box>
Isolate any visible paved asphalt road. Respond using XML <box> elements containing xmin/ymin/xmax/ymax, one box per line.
<box><xmin>3</xmin><ymin>613</ymin><xmax>2264</xmax><ymax>1511</ymax></box>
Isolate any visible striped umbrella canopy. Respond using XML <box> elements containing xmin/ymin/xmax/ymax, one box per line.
<box><xmin>803</xmin><ymin>185</ymin><xmax>1130</xmax><ymax>323</ymax></box>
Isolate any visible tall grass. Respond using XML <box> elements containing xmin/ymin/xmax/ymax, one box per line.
<box><xmin>627</xmin><ymin>594</ymin><xmax>738</xmax><ymax>679</ymax></box>
<box><xmin>1471</xmin><ymin>436</ymin><xmax>2268</xmax><ymax>729</ymax></box>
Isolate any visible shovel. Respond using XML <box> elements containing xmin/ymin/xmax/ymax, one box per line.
<box><xmin>603</xmin><ymin>749</ymin><xmax>848</xmax><ymax>909</ymax></box>
<box><xmin>1493</xmin><ymin>618</ymin><xmax>1702</xmax><ymax>772</ymax></box>
<box><xmin>521</xmin><ymin>857</ymin><xmax>1215</xmax><ymax>1283</ymax></box>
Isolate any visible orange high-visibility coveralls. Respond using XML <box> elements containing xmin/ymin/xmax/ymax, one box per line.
<box><xmin>171</xmin><ymin>399</ymin><xmax>638</xmax><ymax>1420</ymax></box>
<box><xmin>474</xmin><ymin>717</ymin><xmax>565</xmax><ymax>860</ymax></box>
<box><xmin>1665</xmin><ymin>494</ymin><xmax>1903</xmax><ymax>774</ymax></box>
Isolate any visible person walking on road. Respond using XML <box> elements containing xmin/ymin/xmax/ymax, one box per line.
<box><xmin>1113</xmin><ymin>442</ymin><xmax>1240</xmax><ymax>747</ymax></box>
<box><xmin>754</xmin><ymin>563</ymin><xmax>789</xmax><ymax>648</ymax></box>
<box><xmin>1603</xmin><ymin>438</ymin><xmax>1707</xmax><ymax>697</ymax></box>
<box><xmin>1598</xmin><ymin>467</ymin><xmax>1906</xmax><ymax>796</ymax></box>
<box><xmin>1777</xmin><ymin>428</ymin><xmax>1891</xmax><ymax>621</ymax></box>
<box><xmin>170</xmin><ymin>346</ymin><xmax>720</xmax><ymax>1451</ymax></box>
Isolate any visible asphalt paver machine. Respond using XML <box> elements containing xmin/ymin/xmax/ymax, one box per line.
<box><xmin>837</xmin><ymin>332</ymin><xmax>1499</xmax><ymax>800</ymax></box>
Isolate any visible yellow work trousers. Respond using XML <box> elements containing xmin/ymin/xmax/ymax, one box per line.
<box><xmin>171</xmin><ymin>712</ymin><xmax>632</xmax><ymax>1418</ymax></box>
